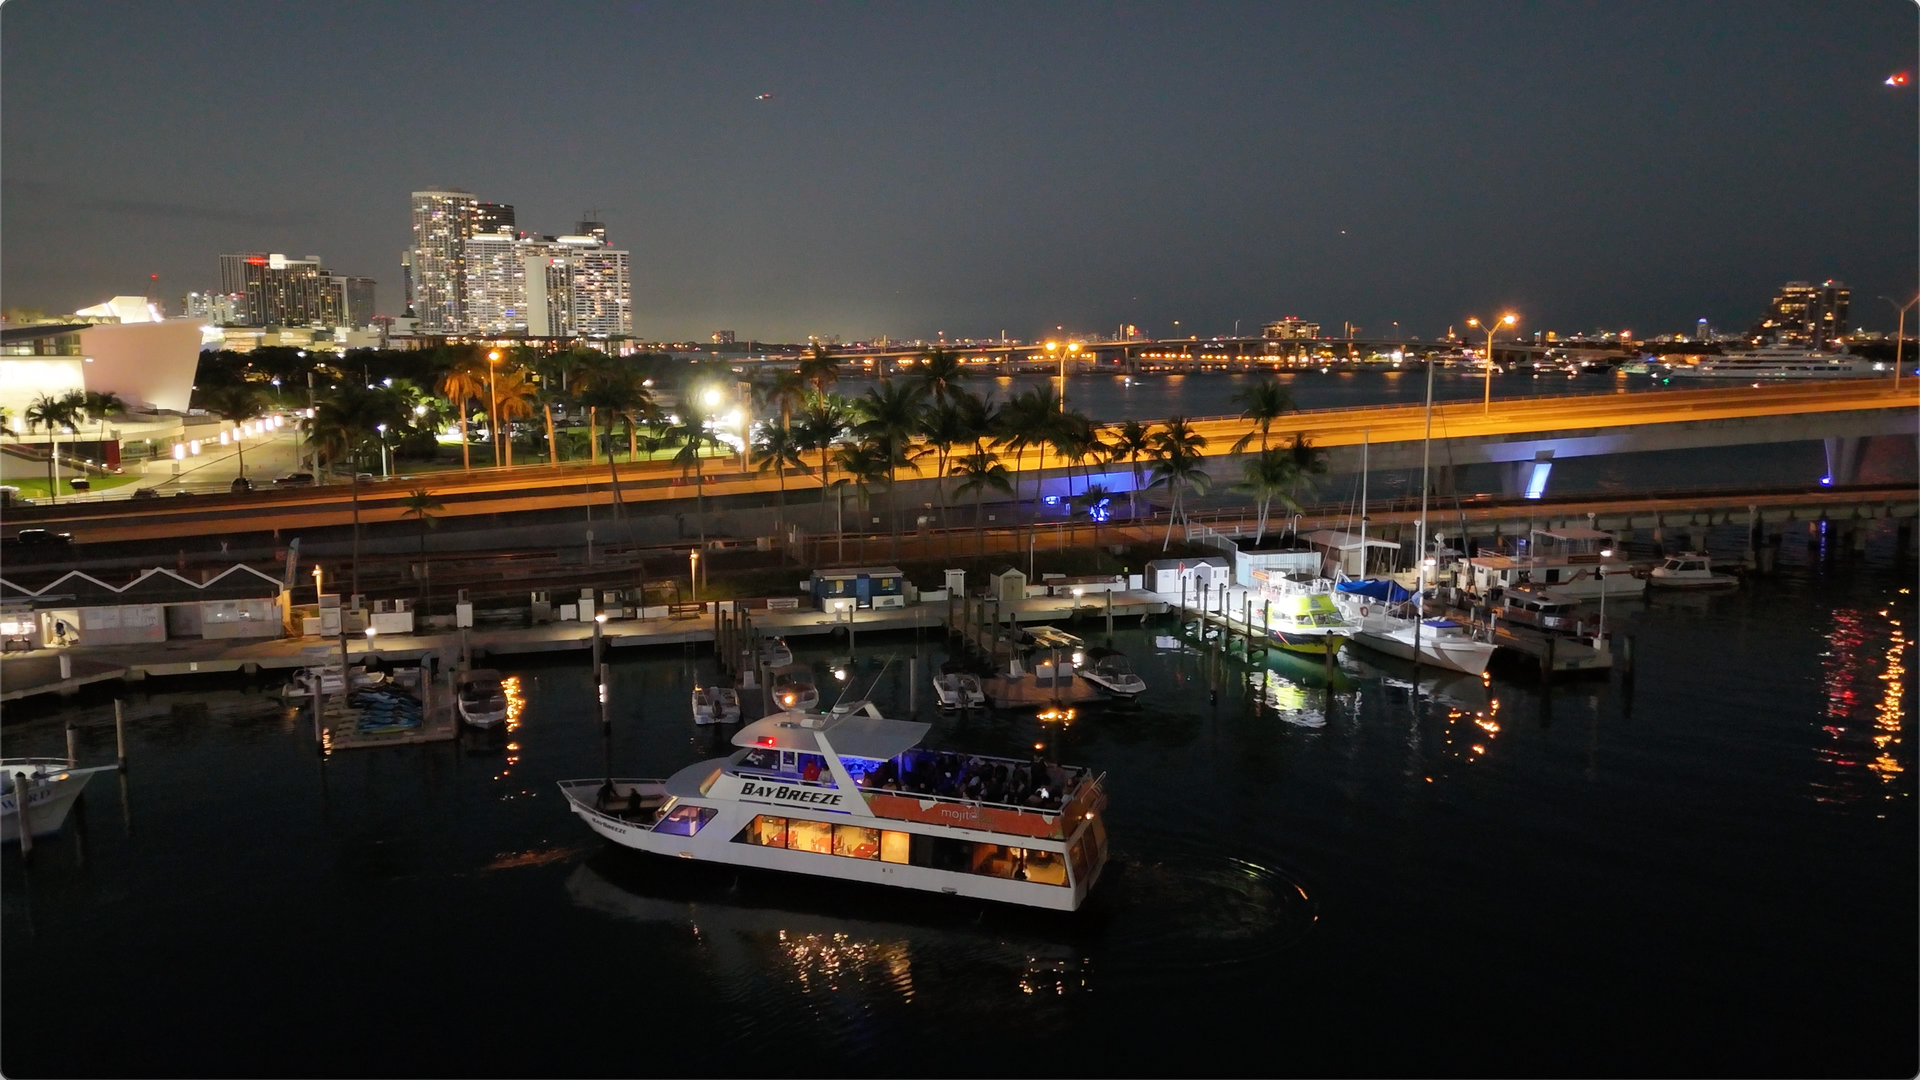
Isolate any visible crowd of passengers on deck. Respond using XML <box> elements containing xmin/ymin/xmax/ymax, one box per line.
<box><xmin>861</xmin><ymin>750</ymin><xmax>1082</xmax><ymax>812</ymax></box>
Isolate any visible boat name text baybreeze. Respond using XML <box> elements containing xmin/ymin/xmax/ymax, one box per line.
<box><xmin>739</xmin><ymin>781</ymin><xmax>846</xmax><ymax>807</ymax></box>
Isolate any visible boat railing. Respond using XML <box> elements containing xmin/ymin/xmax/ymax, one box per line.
<box><xmin>861</xmin><ymin>769</ymin><xmax>1105</xmax><ymax>840</ymax></box>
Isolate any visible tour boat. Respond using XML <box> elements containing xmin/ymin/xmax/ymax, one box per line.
<box><xmin>1078</xmin><ymin>648</ymin><xmax>1147</xmax><ymax>697</ymax></box>
<box><xmin>2</xmin><ymin>758</ymin><xmax>113</xmax><ymax>843</ymax></box>
<box><xmin>1261</xmin><ymin>591</ymin><xmax>1349</xmax><ymax>657</ymax></box>
<box><xmin>1648</xmin><ymin>552</ymin><xmax>1740</xmax><ymax>590</ymax></box>
<box><xmin>931</xmin><ymin>671</ymin><xmax>986</xmax><ymax>710</ymax></box>
<box><xmin>1491</xmin><ymin>587</ymin><xmax>1587</xmax><ymax>633</ymax></box>
<box><xmin>457</xmin><ymin>669</ymin><xmax>509</xmax><ymax>728</ymax></box>
<box><xmin>769</xmin><ymin>663</ymin><xmax>820</xmax><ymax>713</ymax></box>
<box><xmin>558</xmin><ymin>706</ymin><xmax>1110</xmax><ymax>911</ymax></box>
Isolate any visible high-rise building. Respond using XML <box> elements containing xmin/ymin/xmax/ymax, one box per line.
<box><xmin>574</xmin><ymin>218</ymin><xmax>607</xmax><ymax>245</ymax></box>
<box><xmin>522</xmin><ymin>236</ymin><xmax>632</xmax><ymax>338</ymax></box>
<box><xmin>1262</xmin><ymin>317</ymin><xmax>1319</xmax><ymax>339</ymax></box>
<box><xmin>330</xmin><ymin>276</ymin><xmax>378</xmax><ymax>328</ymax></box>
<box><xmin>463</xmin><ymin>232</ymin><xmax>528</xmax><ymax>334</ymax></box>
<box><xmin>411</xmin><ymin>188</ymin><xmax>476</xmax><ymax>332</ymax></box>
<box><xmin>473</xmin><ymin>201</ymin><xmax>516</xmax><ymax>237</ymax></box>
<box><xmin>1754</xmin><ymin>280</ymin><xmax>1850</xmax><ymax>345</ymax></box>
<box><xmin>182</xmin><ymin>291</ymin><xmax>248</xmax><ymax>325</ymax></box>
<box><xmin>219</xmin><ymin>252</ymin><xmax>334</xmax><ymax>326</ymax></box>
<box><xmin>400</xmin><ymin>249</ymin><xmax>415</xmax><ymax>313</ymax></box>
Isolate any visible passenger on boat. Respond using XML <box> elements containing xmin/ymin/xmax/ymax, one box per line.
<box><xmin>802</xmin><ymin>756</ymin><xmax>822</xmax><ymax>784</ymax></box>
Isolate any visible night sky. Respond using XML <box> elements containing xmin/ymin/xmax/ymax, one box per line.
<box><xmin>3</xmin><ymin>1</ymin><xmax>1914</xmax><ymax>342</ymax></box>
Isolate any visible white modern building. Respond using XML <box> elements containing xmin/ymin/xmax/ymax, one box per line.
<box><xmin>411</xmin><ymin>188</ymin><xmax>476</xmax><ymax>332</ymax></box>
<box><xmin>524</xmin><ymin>236</ymin><xmax>632</xmax><ymax>337</ymax></box>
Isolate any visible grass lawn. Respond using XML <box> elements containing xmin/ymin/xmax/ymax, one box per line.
<box><xmin>7</xmin><ymin>473</ymin><xmax>142</xmax><ymax>499</ymax></box>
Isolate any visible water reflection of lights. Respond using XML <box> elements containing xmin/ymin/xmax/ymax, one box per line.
<box><xmin>502</xmin><ymin>675</ymin><xmax>525</xmax><ymax>733</ymax></box>
<box><xmin>1251</xmin><ymin>671</ymin><xmax>1324</xmax><ymax>728</ymax></box>
<box><xmin>1869</xmin><ymin>607</ymin><xmax>1909</xmax><ymax>790</ymax></box>
<box><xmin>1815</xmin><ymin>603</ymin><xmax>1914</xmax><ymax>808</ymax></box>
<box><xmin>776</xmin><ymin>930</ymin><xmax>913</xmax><ymax>998</ymax></box>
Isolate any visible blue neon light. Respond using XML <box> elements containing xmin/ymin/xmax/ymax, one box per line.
<box><xmin>1524</xmin><ymin>462</ymin><xmax>1552</xmax><ymax>500</ymax></box>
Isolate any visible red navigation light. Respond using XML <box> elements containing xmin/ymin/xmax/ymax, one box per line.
<box><xmin>1888</xmin><ymin>72</ymin><xmax>1911</xmax><ymax>87</ymax></box>
<box><xmin>246</xmin><ymin>257</ymin><xmax>267</xmax><ymax>265</ymax></box>
<box><xmin>756</xmin><ymin>736</ymin><xmax>777</xmax><ymax>746</ymax></box>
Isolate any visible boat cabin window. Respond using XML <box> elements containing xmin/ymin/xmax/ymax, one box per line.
<box><xmin>653</xmin><ymin>805</ymin><xmax>717</xmax><ymax>836</ymax></box>
<box><xmin>734</xmin><ymin>815</ymin><xmax>911</xmax><ymax>865</ymax></box>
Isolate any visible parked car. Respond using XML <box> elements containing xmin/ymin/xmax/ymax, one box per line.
<box><xmin>273</xmin><ymin>472</ymin><xmax>315</xmax><ymax>486</ymax></box>
<box><xmin>173</xmin><ymin>489</ymin><xmax>196</xmax><ymax>498</ymax></box>
<box><xmin>131</xmin><ymin>487</ymin><xmax>159</xmax><ymax>500</ymax></box>
<box><xmin>68</xmin><ymin>478</ymin><xmax>92</xmax><ymax>491</ymax></box>
<box><xmin>9</xmin><ymin>529</ymin><xmax>74</xmax><ymax>547</ymax></box>
<box><xmin>353</xmin><ymin>472</ymin><xmax>375</xmax><ymax>483</ymax></box>
<box><xmin>230</xmin><ymin>477</ymin><xmax>255</xmax><ymax>493</ymax></box>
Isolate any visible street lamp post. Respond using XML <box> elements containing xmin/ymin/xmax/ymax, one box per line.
<box><xmin>689</xmin><ymin>550</ymin><xmax>699</xmax><ymax>604</ymax></box>
<box><xmin>376</xmin><ymin>423</ymin><xmax>389</xmax><ymax>478</ymax></box>
<box><xmin>1882</xmin><ymin>295</ymin><xmax>1918</xmax><ymax>392</ymax></box>
<box><xmin>1466</xmin><ymin>314</ymin><xmax>1518</xmax><ymax>415</ymax></box>
<box><xmin>487</xmin><ymin>349</ymin><xmax>502</xmax><ymax>467</ymax></box>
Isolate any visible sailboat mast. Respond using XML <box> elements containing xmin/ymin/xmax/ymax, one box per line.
<box><xmin>1358</xmin><ymin>429</ymin><xmax>1368</xmax><ymax>576</ymax></box>
<box><xmin>1413</xmin><ymin>353</ymin><xmax>1436</xmax><ymax>665</ymax></box>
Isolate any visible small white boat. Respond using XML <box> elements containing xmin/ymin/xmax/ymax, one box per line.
<box><xmin>714</xmin><ymin>686</ymin><xmax>743</xmax><ymax>724</ymax></box>
<box><xmin>757</xmin><ymin>636</ymin><xmax>795</xmax><ymax>669</ymax></box>
<box><xmin>1351</xmin><ymin>614</ymin><xmax>1496</xmax><ymax>676</ymax></box>
<box><xmin>1649</xmin><ymin>552</ymin><xmax>1739</xmax><ymax>590</ymax></box>
<box><xmin>457</xmin><ymin>669</ymin><xmax>509</xmax><ymax>728</ymax></box>
<box><xmin>692</xmin><ymin>685</ymin><xmax>722</xmax><ymax>726</ymax></box>
<box><xmin>2</xmin><ymin>758</ymin><xmax>113</xmax><ymax>843</ymax></box>
<box><xmin>931</xmin><ymin>672</ymin><xmax>987</xmax><ymax>710</ymax></box>
<box><xmin>769</xmin><ymin>663</ymin><xmax>820</xmax><ymax>713</ymax></box>
<box><xmin>1079</xmin><ymin>648</ymin><xmax>1146</xmax><ymax>697</ymax></box>
<box><xmin>932</xmin><ymin>672</ymin><xmax>966</xmax><ymax>710</ymax></box>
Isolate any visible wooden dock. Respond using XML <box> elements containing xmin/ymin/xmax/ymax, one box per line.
<box><xmin>315</xmin><ymin>669</ymin><xmax>457</xmax><ymax>752</ymax></box>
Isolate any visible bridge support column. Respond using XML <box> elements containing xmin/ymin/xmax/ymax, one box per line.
<box><xmin>1650</xmin><ymin>526</ymin><xmax>1666</xmax><ymax>557</ymax></box>
<box><xmin>1689</xmin><ymin>527</ymin><xmax>1708</xmax><ymax>554</ymax></box>
<box><xmin>1823</xmin><ymin>437</ymin><xmax>1865</xmax><ymax>487</ymax></box>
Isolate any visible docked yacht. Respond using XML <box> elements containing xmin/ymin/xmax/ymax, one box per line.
<box><xmin>1347</xmin><ymin>608</ymin><xmax>1495</xmax><ymax>675</ymax></box>
<box><xmin>1664</xmin><ymin>345</ymin><xmax>1882</xmax><ymax>380</ymax></box>
<box><xmin>1468</xmin><ymin>527</ymin><xmax>1645</xmax><ymax>601</ymax></box>
<box><xmin>558</xmin><ymin>706</ymin><xmax>1110</xmax><ymax>911</ymax></box>
<box><xmin>931</xmin><ymin>671</ymin><xmax>986</xmax><ymax>710</ymax></box>
<box><xmin>1078</xmin><ymin>648</ymin><xmax>1146</xmax><ymax>697</ymax></box>
<box><xmin>2</xmin><ymin>758</ymin><xmax>113</xmax><ymax>843</ymax></box>
<box><xmin>1648</xmin><ymin>552</ymin><xmax>1739</xmax><ymax>590</ymax></box>
<box><xmin>1491</xmin><ymin>587</ymin><xmax>1587</xmax><ymax>633</ymax></box>
<box><xmin>769</xmin><ymin>663</ymin><xmax>821</xmax><ymax>713</ymax></box>
<box><xmin>457</xmin><ymin>669</ymin><xmax>510</xmax><ymax>728</ymax></box>
<box><xmin>1260</xmin><ymin>590</ymin><xmax>1350</xmax><ymax>657</ymax></box>
<box><xmin>692</xmin><ymin>685</ymin><xmax>742</xmax><ymax>726</ymax></box>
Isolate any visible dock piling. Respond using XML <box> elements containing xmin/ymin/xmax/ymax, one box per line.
<box><xmin>65</xmin><ymin>723</ymin><xmax>78</xmax><ymax>768</ymax></box>
<box><xmin>15</xmin><ymin>772</ymin><xmax>31</xmax><ymax>859</ymax></box>
<box><xmin>114</xmin><ymin>700</ymin><xmax>128</xmax><ymax>772</ymax></box>
<box><xmin>909</xmin><ymin>657</ymin><xmax>918</xmax><ymax>715</ymax></box>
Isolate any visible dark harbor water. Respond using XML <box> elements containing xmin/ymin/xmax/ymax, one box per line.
<box><xmin>3</xmin><ymin>529</ymin><xmax>1915</xmax><ymax>1077</ymax></box>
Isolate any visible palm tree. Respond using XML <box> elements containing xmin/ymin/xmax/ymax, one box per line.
<box><xmin>489</xmin><ymin>366</ymin><xmax>540</xmax><ymax>467</ymax></box>
<box><xmin>798</xmin><ymin>343</ymin><xmax>840</xmax><ymax>396</ymax></box>
<box><xmin>1149</xmin><ymin>416</ymin><xmax>1211</xmax><ymax>550</ymax></box>
<box><xmin>951</xmin><ymin>450</ymin><xmax>1012</xmax><ymax>557</ymax></box>
<box><xmin>1283</xmin><ymin>433</ymin><xmax>1329</xmax><ymax>522</ymax></box>
<box><xmin>666</xmin><ymin>401</ymin><xmax>727</xmax><ymax>546</ymax></box>
<box><xmin>1076</xmin><ymin>482</ymin><xmax>1116</xmax><ymax>565</ymax></box>
<box><xmin>768</xmin><ymin>368</ymin><xmax>809</xmax><ymax>437</ymax></box>
<box><xmin>1236</xmin><ymin>447</ymin><xmax>1301</xmax><ymax>543</ymax></box>
<box><xmin>438</xmin><ymin>350</ymin><xmax>490</xmax><ymax>471</ymax></box>
<box><xmin>24</xmin><ymin>392</ymin><xmax>79</xmax><ymax>501</ymax></box>
<box><xmin>995</xmin><ymin>385</ymin><xmax>1062</xmax><ymax>546</ymax></box>
<box><xmin>752</xmin><ymin>421</ymin><xmax>813</xmax><ymax>537</ymax></box>
<box><xmin>400</xmin><ymin>488</ymin><xmax>445</xmax><ymax>607</ymax></box>
<box><xmin>199</xmin><ymin>384</ymin><xmax>268</xmax><ymax>479</ymax></box>
<box><xmin>1110</xmin><ymin>419</ymin><xmax>1154</xmax><ymax>519</ymax></box>
<box><xmin>829</xmin><ymin>438</ymin><xmax>891</xmax><ymax>563</ymax></box>
<box><xmin>796</xmin><ymin>392</ymin><xmax>851</xmax><ymax>531</ymax></box>
<box><xmin>80</xmin><ymin>391</ymin><xmax>126</xmax><ymax>450</ymax></box>
<box><xmin>854</xmin><ymin>379</ymin><xmax>928</xmax><ymax>553</ymax></box>
<box><xmin>1052</xmin><ymin>411</ymin><xmax>1108</xmax><ymax>548</ymax></box>
<box><xmin>1230</xmin><ymin>378</ymin><xmax>1296</xmax><ymax>454</ymax></box>
<box><xmin>918</xmin><ymin>398</ymin><xmax>970</xmax><ymax>552</ymax></box>
<box><xmin>918</xmin><ymin>348</ymin><xmax>965</xmax><ymax>404</ymax></box>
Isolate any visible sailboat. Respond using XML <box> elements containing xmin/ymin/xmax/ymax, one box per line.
<box><xmin>1338</xmin><ymin>401</ymin><xmax>1496</xmax><ymax>676</ymax></box>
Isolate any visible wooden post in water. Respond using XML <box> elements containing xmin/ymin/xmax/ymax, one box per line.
<box><xmin>15</xmin><ymin>772</ymin><xmax>32</xmax><ymax>859</ymax></box>
<box><xmin>65</xmin><ymin>723</ymin><xmax>78</xmax><ymax>768</ymax></box>
<box><xmin>114</xmin><ymin>700</ymin><xmax>128</xmax><ymax>772</ymax></box>
<box><xmin>599</xmin><ymin>663</ymin><xmax>612</xmax><ymax>732</ymax></box>
<box><xmin>1542</xmin><ymin>634</ymin><xmax>1557</xmax><ymax>682</ymax></box>
<box><xmin>1105</xmin><ymin>587</ymin><xmax>1114</xmax><ymax>639</ymax></box>
<box><xmin>909</xmin><ymin>656</ymin><xmax>918</xmax><ymax>715</ymax></box>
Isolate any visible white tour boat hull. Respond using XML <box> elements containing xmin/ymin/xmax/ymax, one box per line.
<box><xmin>1</xmin><ymin>765</ymin><xmax>107</xmax><ymax>842</ymax></box>
<box><xmin>1351</xmin><ymin>622</ymin><xmax>1494</xmax><ymax>675</ymax></box>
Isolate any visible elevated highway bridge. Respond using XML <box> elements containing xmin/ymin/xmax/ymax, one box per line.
<box><xmin>3</xmin><ymin>382</ymin><xmax>1912</xmax><ymax>545</ymax></box>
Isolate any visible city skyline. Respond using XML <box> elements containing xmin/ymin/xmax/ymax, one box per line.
<box><xmin>3</xmin><ymin>2</ymin><xmax>1915</xmax><ymax>342</ymax></box>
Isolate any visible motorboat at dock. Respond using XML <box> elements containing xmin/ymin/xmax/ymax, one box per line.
<box><xmin>931</xmin><ymin>670</ymin><xmax>986</xmax><ymax>710</ymax></box>
<box><xmin>1648</xmin><ymin>553</ymin><xmax>1740</xmax><ymax>590</ymax></box>
<box><xmin>1078</xmin><ymin>648</ymin><xmax>1146</xmax><ymax>697</ymax></box>
<box><xmin>769</xmin><ymin>663</ymin><xmax>820</xmax><ymax>713</ymax></box>
<box><xmin>558</xmin><ymin>705</ymin><xmax>1110</xmax><ymax>911</ymax></box>
<box><xmin>2</xmin><ymin>758</ymin><xmax>114</xmax><ymax>843</ymax></box>
<box><xmin>1257</xmin><ymin>587</ymin><xmax>1350</xmax><ymax>658</ymax></box>
<box><xmin>1468</xmin><ymin>527</ymin><xmax>1646</xmax><ymax>601</ymax></box>
<box><xmin>692</xmin><ymin>685</ymin><xmax>742</xmax><ymax>726</ymax></box>
<box><xmin>456</xmin><ymin>669</ymin><xmax>509</xmax><ymax>728</ymax></box>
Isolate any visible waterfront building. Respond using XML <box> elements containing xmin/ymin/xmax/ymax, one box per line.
<box><xmin>524</xmin><ymin>236</ymin><xmax>632</xmax><ymax>338</ymax></box>
<box><xmin>410</xmin><ymin>188</ymin><xmax>477</xmax><ymax>332</ymax></box>
<box><xmin>181</xmin><ymin>291</ymin><xmax>247</xmax><ymax>326</ymax></box>
<box><xmin>219</xmin><ymin>253</ymin><xmax>337</xmax><ymax>326</ymax></box>
<box><xmin>1263</xmin><ymin>317</ymin><xmax>1320</xmax><ymax>339</ymax></box>
<box><xmin>1753</xmin><ymin>279</ymin><xmax>1850</xmax><ymax>346</ymax></box>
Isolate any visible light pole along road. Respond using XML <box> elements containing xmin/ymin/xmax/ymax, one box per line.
<box><xmin>1466</xmin><ymin>312</ymin><xmax>1517</xmax><ymax>414</ymax></box>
